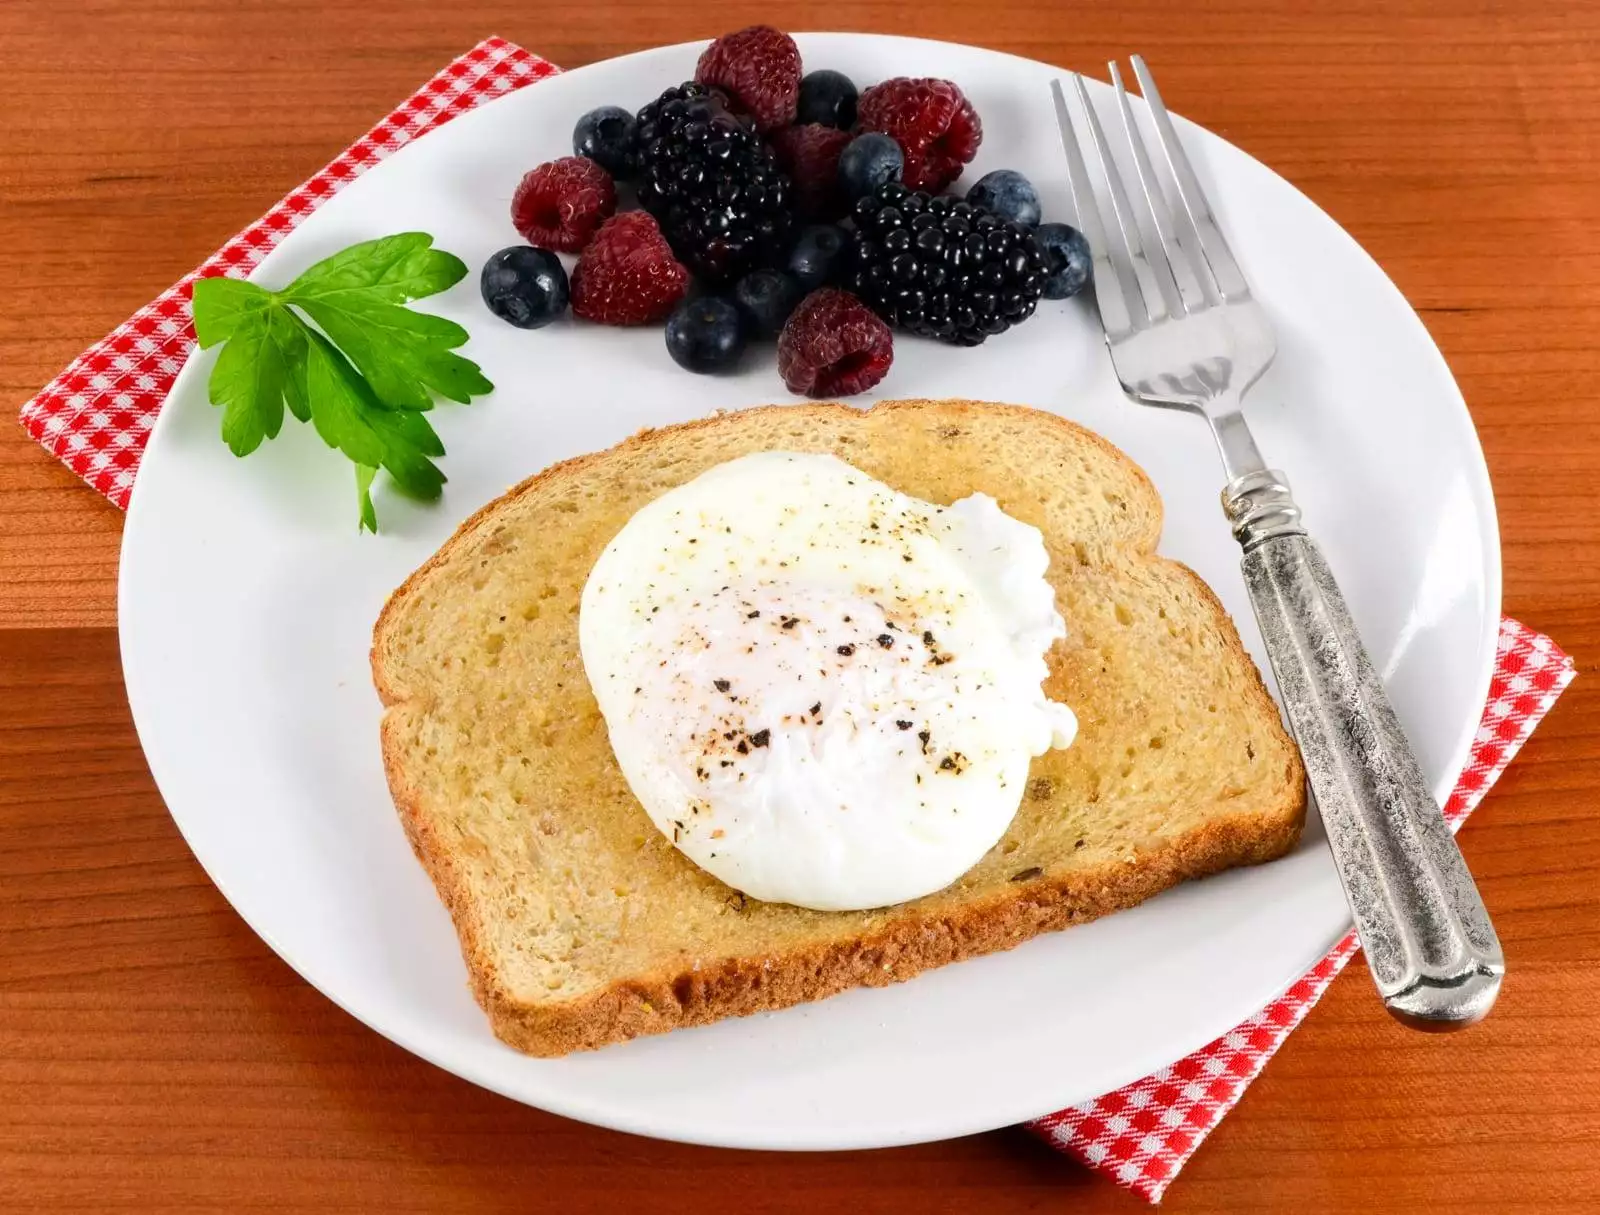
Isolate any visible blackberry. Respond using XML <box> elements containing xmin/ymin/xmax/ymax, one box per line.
<box><xmin>633</xmin><ymin>82</ymin><xmax>796</xmax><ymax>285</ymax></box>
<box><xmin>844</xmin><ymin>182</ymin><xmax>1048</xmax><ymax>346</ymax></box>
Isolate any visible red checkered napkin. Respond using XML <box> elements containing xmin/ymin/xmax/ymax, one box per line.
<box><xmin>16</xmin><ymin>38</ymin><xmax>1577</xmax><ymax>1203</ymax></box>
<box><xmin>1032</xmin><ymin>616</ymin><xmax>1574</xmax><ymax>1200</ymax></box>
<box><xmin>18</xmin><ymin>37</ymin><xmax>558</xmax><ymax>506</ymax></box>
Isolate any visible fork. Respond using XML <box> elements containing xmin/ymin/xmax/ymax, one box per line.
<box><xmin>1051</xmin><ymin>61</ymin><xmax>1503</xmax><ymax>1028</ymax></box>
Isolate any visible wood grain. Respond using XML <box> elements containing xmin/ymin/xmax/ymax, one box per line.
<box><xmin>2</xmin><ymin>1</ymin><xmax>1597</xmax><ymax>1210</ymax></box>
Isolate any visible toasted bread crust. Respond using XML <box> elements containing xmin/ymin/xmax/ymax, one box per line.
<box><xmin>497</xmin><ymin>811</ymin><xmax>1299</xmax><ymax>1055</ymax></box>
<box><xmin>373</xmin><ymin>399</ymin><xmax>1306</xmax><ymax>1056</ymax></box>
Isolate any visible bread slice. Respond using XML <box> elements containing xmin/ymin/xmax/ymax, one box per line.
<box><xmin>372</xmin><ymin>399</ymin><xmax>1305</xmax><ymax>1056</ymax></box>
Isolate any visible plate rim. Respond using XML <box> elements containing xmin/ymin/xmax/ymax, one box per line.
<box><xmin>118</xmin><ymin>31</ymin><xmax>1503</xmax><ymax>1150</ymax></box>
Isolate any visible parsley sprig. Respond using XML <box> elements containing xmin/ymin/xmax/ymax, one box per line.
<box><xmin>191</xmin><ymin>233</ymin><xmax>494</xmax><ymax>531</ymax></box>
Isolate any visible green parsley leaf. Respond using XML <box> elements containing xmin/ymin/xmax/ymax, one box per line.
<box><xmin>301</xmin><ymin>327</ymin><xmax>446</xmax><ymax>501</ymax></box>
<box><xmin>191</xmin><ymin>277</ymin><xmax>274</xmax><ymax>347</ymax></box>
<box><xmin>293</xmin><ymin>293</ymin><xmax>491</xmax><ymax>412</ymax></box>
<box><xmin>206</xmin><ymin>305</ymin><xmax>305</xmax><ymax>456</ymax></box>
<box><xmin>354</xmin><ymin>465</ymin><xmax>378</xmax><ymax>535</ymax></box>
<box><xmin>189</xmin><ymin>233</ymin><xmax>493</xmax><ymax>531</ymax></box>
<box><xmin>282</xmin><ymin>232</ymin><xmax>468</xmax><ymax>305</ymax></box>
<box><xmin>300</xmin><ymin>326</ymin><xmax>395</xmax><ymax>469</ymax></box>
<box><xmin>286</xmin><ymin>233</ymin><xmax>490</xmax><ymax>411</ymax></box>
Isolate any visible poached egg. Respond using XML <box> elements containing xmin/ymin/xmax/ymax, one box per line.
<box><xmin>578</xmin><ymin>452</ymin><xmax>1076</xmax><ymax>911</ymax></box>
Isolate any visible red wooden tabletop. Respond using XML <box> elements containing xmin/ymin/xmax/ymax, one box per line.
<box><xmin>3</xmin><ymin>2</ymin><xmax>1597</xmax><ymax>1211</ymax></box>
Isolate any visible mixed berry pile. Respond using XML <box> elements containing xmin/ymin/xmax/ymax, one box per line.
<box><xmin>479</xmin><ymin>26</ymin><xmax>1094</xmax><ymax>397</ymax></box>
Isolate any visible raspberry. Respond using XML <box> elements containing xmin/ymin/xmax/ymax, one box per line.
<box><xmin>694</xmin><ymin>25</ymin><xmax>802</xmax><ymax>132</ymax></box>
<box><xmin>570</xmin><ymin>212</ymin><xmax>689</xmax><ymax>325</ymax></box>
<box><xmin>856</xmin><ymin>78</ymin><xmax>983</xmax><ymax>192</ymax></box>
<box><xmin>777</xmin><ymin>288</ymin><xmax>893</xmax><ymax>397</ymax></box>
<box><xmin>769</xmin><ymin>123</ymin><xmax>851</xmax><ymax>220</ymax></box>
<box><xmin>510</xmin><ymin>156</ymin><xmax>616</xmax><ymax>252</ymax></box>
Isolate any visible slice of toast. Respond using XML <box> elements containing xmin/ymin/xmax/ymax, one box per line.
<box><xmin>372</xmin><ymin>399</ymin><xmax>1306</xmax><ymax>1056</ymax></box>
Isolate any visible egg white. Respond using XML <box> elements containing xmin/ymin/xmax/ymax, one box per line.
<box><xmin>578</xmin><ymin>451</ymin><xmax>1076</xmax><ymax>911</ymax></box>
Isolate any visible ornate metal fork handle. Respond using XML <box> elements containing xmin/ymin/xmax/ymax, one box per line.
<box><xmin>1226</xmin><ymin>472</ymin><xmax>1503</xmax><ymax>1025</ymax></box>
<box><xmin>1053</xmin><ymin>64</ymin><xmax>1503</xmax><ymax>1027</ymax></box>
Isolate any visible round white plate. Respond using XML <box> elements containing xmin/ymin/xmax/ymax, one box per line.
<box><xmin>120</xmin><ymin>34</ymin><xmax>1500</xmax><ymax>1150</ymax></box>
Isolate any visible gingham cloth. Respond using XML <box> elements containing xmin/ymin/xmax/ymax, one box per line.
<box><xmin>18</xmin><ymin>37</ymin><xmax>558</xmax><ymax>506</ymax></box>
<box><xmin>16</xmin><ymin>38</ymin><xmax>1576</xmax><ymax>1203</ymax></box>
<box><xmin>1031</xmin><ymin>615</ymin><xmax>1573</xmax><ymax>1198</ymax></box>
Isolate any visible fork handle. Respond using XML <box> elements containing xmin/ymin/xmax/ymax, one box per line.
<box><xmin>1223</xmin><ymin>470</ymin><xmax>1504</xmax><ymax>1029</ymax></box>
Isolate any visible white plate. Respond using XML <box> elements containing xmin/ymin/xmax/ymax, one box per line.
<box><xmin>119</xmin><ymin>34</ymin><xmax>1500</xmax><ymax>1150</ymax></box>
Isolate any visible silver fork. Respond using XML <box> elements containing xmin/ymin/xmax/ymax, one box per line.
<box><xmin>1051</xmin><ymin>61</ymin><xmax>1503</xmax><ymax>1029</ymax></box>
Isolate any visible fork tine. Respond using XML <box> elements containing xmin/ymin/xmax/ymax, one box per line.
<box><xmin>1109</xmin><ymin>61</ymin><xmax>1208</xmax><ymax>315</ymax></box>
<box><xmin>1050</xmin><ymin>78</ymin><xmax>1138</xmax><ymax>338</ymax></box>
<box><xmin>1130</xmin><ymin>55</ymin><xmax>1252</xmax><ymax>301</ymax></box>
<box><xmin>1069</xmin><ymin>73</ymin><xmax>1171</xmax><ymax>327</ymax></box>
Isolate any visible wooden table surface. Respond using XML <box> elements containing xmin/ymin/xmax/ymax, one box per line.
<box><xmin>3</xmin><ymin>1</ymin><xmax>1598</xmax><ymax>1210</ymax></box>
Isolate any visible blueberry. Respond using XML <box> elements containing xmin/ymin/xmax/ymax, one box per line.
<box><xmin>788</xmin><ymin>224</ymin><xmax>847</xmax><ymax>291</ymax></box>
<box><xmin>796</xmin><ymin>69</ymin><xmax>858</xmax><ymax>129</ymax></box>
<box><xmin>965</xmin><ymin>170</ymin><xmax>1042</xmax><ymax>228</ymax></box>
<box><xmin>837</xmin><ymin>133</ymin><xmax>904</xmax><ymax>203</ymax></box>
<box><xmin>665</xmin><ymin>297</ymin><xmax>747</xmax><ymax>372</ymax></box>
<box><xmin>732</xmin><ymin>270</ymin><xmax>800</xmax><ymax>339</ymax></box>
<box><xmin>480</xmin><ymin>246</ymin><xmax>569</xmax><ymax>328</ymax></box>
<box><xmin>1035</xmin><ymin>223</ymin><xmax>1093</xmax><ymax>299</ymax></box>
<box><xmin>572</xmin><ymin>105</ymin><xmax>636</xmax><ymax>178</ymax></box>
